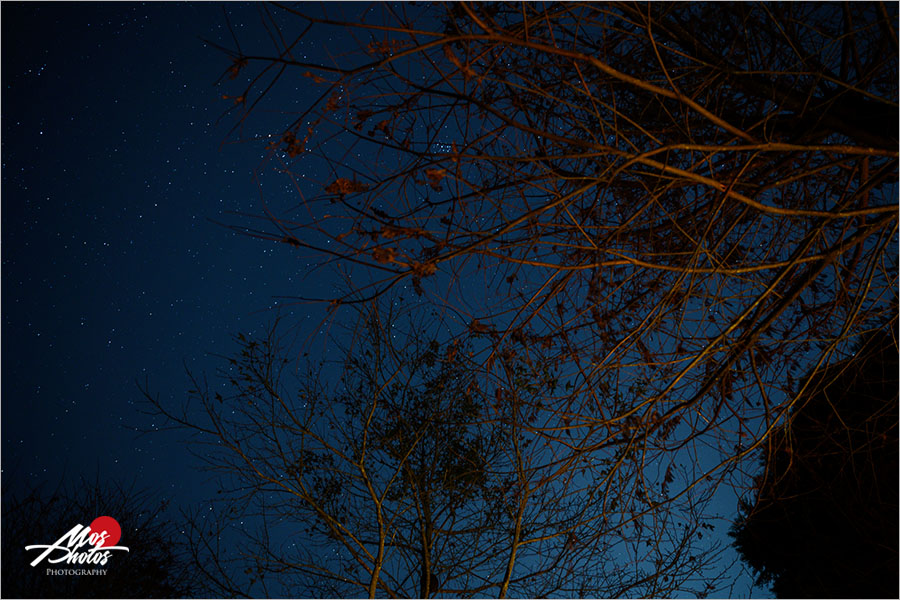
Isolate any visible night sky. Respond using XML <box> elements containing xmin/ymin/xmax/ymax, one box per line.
<box><xmin>1</xmin><ymin>2</ymin><xmax>332</xmax><ymax>504</ymax></box>
<box><xmin>2</xmin><ymin>3</ymin><xmax>772</xmax><ymax>597</ymax></box>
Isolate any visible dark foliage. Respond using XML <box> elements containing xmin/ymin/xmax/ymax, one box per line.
<box><xmin>730</xmin><ymin>324</ymin><xmax>899</xmax><ymax>598</ymax></box>
<box><xmin>1</xmin><ymin>478</ymin><xmax>201</xmax><ymax>599</ymax></box>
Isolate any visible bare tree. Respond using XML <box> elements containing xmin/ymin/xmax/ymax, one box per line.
<box><xmin>196</xmin><ymin>1</ymin><xmax>896</xmax><ymax>596</ymax></box>
<box><xmin>148</xmin><ymin>301</ymin><xmax>734</xmax><ymax>597</ymax></box>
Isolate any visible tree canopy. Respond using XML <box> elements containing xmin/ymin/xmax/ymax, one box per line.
<box><xmin>730</xmin><ymin>324</ymin><xmax>899</xmax><ymax>598</ymax></box>
<box><xmin>153</xmin><ymin>304</ymin><xmax>732</xmax><ymax>597</ymax></box>
<box><xmin>166</xmin><ymin>2</ymin><xmax>898</xmax><ymax>596</ymax></box>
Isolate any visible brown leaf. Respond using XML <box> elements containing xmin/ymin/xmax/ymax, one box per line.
<box><xmin>381</xmin><ymin>225</ymin><xmax>423</xmax><ymax>240</ymax></box>
<box><xmin>281</xmin><ymin>131</ymin><xmax>304</xmax><ymax>157</ymax></box>
<box><xmin>302</xmin><ymin>71</ymin><xmax>328</xmax><ymax>84</ymax></box>
<box><xmin>664</xmin><ymin>465</ymin><xmax>675</xmax><ymax>484</ymax></box>
<box><xmin>366</xmin><ymin>39</ymin><xmax>410</xmax><ymax>56</ymax></box>
<box><xmin>443</xmin><ymin>45</ymin><xmax>477</xmax><ymax>80</ymax></box>
<box><xmin>469</xmin><ymin>319</ymin><xmax>490</xmax><ymax>334</ymax></box>
<box><xmin>410</xmin><ymin>262</ymin><xmax>437</xmax><ymax>277</ymax></box>
<box><xmin>227</xmin><ymin>57</ymin><xmax>248</xmax><ymax>80</ymax></box>
<box><xmin>372</xmin><ymin>120</ymin><xmax>391</xmax><ymax>137</ymax></box>
<box><xmin>326</xmin><ymin>92</ymin><xmax>341</xmax><ymax>112</ymax></box>
<box><xmin>425</xmin><ymin>168</ymin><xmax>447</xmax><ymax>191</ymax></box>
<box><xmin>325</xmin><ymin>178</ymin><xmax>370</xmax><ymax>195</ymax></box>
<box><xmin>371</xmin><ymin>247</ymin><xmax>396</xmax><ymax>263</ymax></box>
<box><xmin>637</xmin><ymin>339</ymin><xmax>653</xmax><ymax>364</ymax></box>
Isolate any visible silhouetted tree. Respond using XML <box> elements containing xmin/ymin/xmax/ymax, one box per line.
<box><xmin>148</xmin><ymin>302</ymin><xmax>729</xmax><ymax>597</ymax></box>
<box><xmin>200</xmin><ymin>2</ymin><xmax>896</xmax><ymax>595</ymax></box>
<box><xmin>730</xmin><ymin>322</ymin><xmax>899</xmax><ymax>598</ymax></box>
<box><xmin>1</xmin><ymin>477</ymin><xmax>200</xmax><ymax>598</ymax></box>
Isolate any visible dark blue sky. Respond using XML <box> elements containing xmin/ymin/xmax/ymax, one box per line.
<box><xmin>1</xmin><ymin>2</ymin><xmax>331</xmax><ymax>503</ymax></box>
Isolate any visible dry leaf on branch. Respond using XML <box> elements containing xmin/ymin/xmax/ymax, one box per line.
<box><xmin>227</xmin><ymin>57</ymin><xmax>248</xmax><ymax>80</ymax></box>
<box><xmin>410</xmin><ymin>262</ymin><xmax>437</xmax><ymax>277</ymax></box>
<box><xmin>381</xmin><ymin>225</ymin><xmax>424</xmax><ymax>239</ymax></box>
<box><xmin>469</xmin><ymin>319</ymin><xmax>490</xmax><ymax>334</ymax></box>
<box><xmin>281</xmin><ymin>132</ymin><xmax>304</xmax><ymax>157</ymax></box>
<box><xmin>325</xmin><ymin>178</ymin><xmax>370</xmax><ymax>195</ymax></box>
<box><xmin>354</xmin><ymin>110</ymin><xmax>374</xmax><ymax>131</ymax></box>
<box><xmin>443</xmin><ymin>45</ymin><xmax>478</xmax><ymax>81</ymax></box>
<box><xmin>366</xmin><ymin>39</ymin><xmax>410</xmax><ymax>56</ymax></box>
<box><xmin>326</xmin><ymin>93</ymin><xmax>341</xmax><ymax>112</ymax></box>
<box><xmin>371</xmin><ymin>247</ymin><xmax>396</xmax><ymax>263</ymax></box>
<box><xmin>302</xmin><ymin>70</ymin><xmax>328</xmax><ymax>84</ymax></box>
<box><xmin>425</xmin><ymin>168</ymin><xmax>447</xmax><ymax>191</ymax></box>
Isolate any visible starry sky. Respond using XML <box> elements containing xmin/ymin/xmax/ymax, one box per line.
<box><xmin>1</xmin><ymin>2</ymin><xmax>335</xmax><ymax>505</ymax></box>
